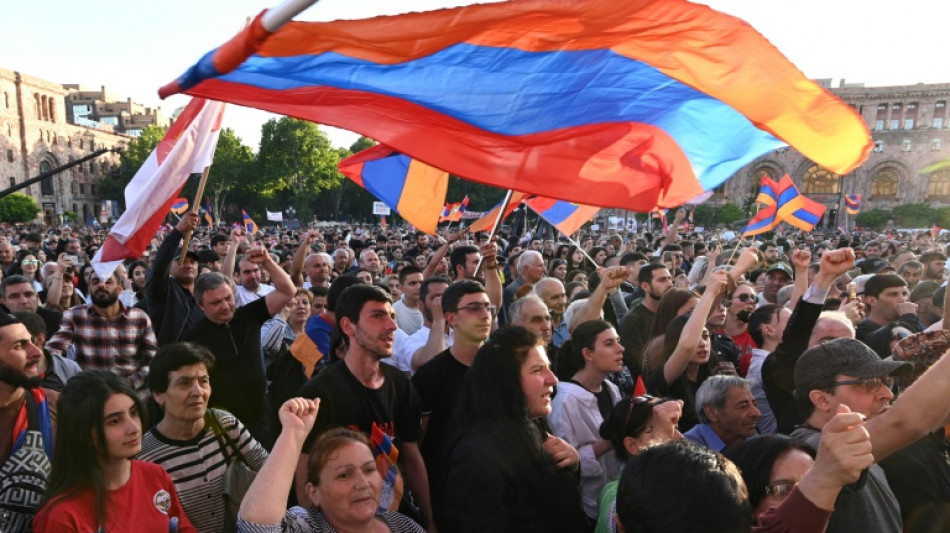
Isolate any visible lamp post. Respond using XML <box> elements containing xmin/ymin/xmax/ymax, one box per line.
<box><xmin>286</xmin><ymin>206</ymin><xmax>297</xmax><ymax>229</ymax></box>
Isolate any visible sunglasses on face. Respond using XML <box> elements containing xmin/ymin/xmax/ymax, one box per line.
<box><xmin>730</xmin><ymin>293</ymin><xmax>756</xmax><ymax>303</ymax></box>
<box><xmin>831</xmin><ymin>376</ymin><xmax>895</xmax><ymax>393</ymax></box>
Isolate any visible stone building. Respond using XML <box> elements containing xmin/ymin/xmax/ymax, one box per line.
<box><xmin>0</xmin><ymin>68</ymin><xmax>132</xmax><ymax>224</ymax></box>
<box><xmin>714</xmin><ymin>80</ymin><xmax>950</xmax><ymax>226</ymax></box>
<box><xmin>62</xmin><ymin>84</ymin><xmax>170</xmax><ymax>137</ymax></box>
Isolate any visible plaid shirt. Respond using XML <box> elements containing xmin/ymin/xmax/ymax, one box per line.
<box><xmin>46</xmin><ymin>301</ymin><xmax>158</xmax><ymax>391</ymax></box>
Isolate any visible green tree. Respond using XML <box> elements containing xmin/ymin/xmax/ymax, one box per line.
<box><xmin>855</xmin><ymin>208</ymin><xmax>892</xmax><ymax>230</ymax></box>
<box><xmin>936</xmin><ymin>207</ymin><xmax>950</xmax><ymax>229</ymax></box>
<box><xmin>198</xmin><ymin>128</ymin><xmax>255</xmax><ymax>225</ymax></box>
<box><xmin>98</xmin><ymin>124</ymin><xmax>166</xmax><ymax>203</ymax></box>
<box><xmin>258</xmin><ymin>117</ymin><xmax>342</xmax><ymax>195</ymax></box>
<box><xmin>892</xmin><ymin>203</ymin><xmax>936</xmax><ymax>228</ymax></box>
<box><xmin>692</xmin><ymin>204</ymin><xmax>716</xmax><ymax>228</ymax></box>
<box><xmin>716</xmin><ymin>203</ymin><xmax>744</xmax><ymax>225</ymax></box>
<box><xmin>0</xmin><ymin>193</ymin><xmax>40</xmax><ymax>223</ymax></box>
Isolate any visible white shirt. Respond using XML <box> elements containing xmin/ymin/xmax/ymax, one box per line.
<box><xmin>746</xmin><ymin>347</ymin><xmax>776</xmax><ymax>434</ymax></box>
<box><xmin>393</xmin><ymin>297</ymin><xmax>424</xmax><ymax>335</ymax></box>
<box><xmin>235</xmin><ymin>283</ymin><xmax>275</xmax><ymax>307</ymax></box>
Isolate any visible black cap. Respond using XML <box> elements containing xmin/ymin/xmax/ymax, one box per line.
<box><xmin>860</xmin><ymin>257</ymin><xmax>891</xmax><ymax>275</ymax></box>
<box><xmin>173</xmin><ymin>248</ymin><xmax>200</xmax><ymax>261</ymax></box>
<box><xmin>794</xmin><ymin>338</ymin><xmax>912</xmax><ymax>394</ymax></box>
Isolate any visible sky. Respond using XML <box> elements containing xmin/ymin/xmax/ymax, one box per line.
<box><xmin>4</xmin><ymin>0</ymin><xmax>948</xmax><ymax>151</ymax></box>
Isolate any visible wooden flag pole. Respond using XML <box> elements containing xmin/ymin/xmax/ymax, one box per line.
<box><xmin>179</xmin><ymin>165</ymin><xmax>211</xmax><ymax>266</ymax></box>
<box><xmin>563</xmin><ymin>234</ymin><xmax>599</xmax><ymax>270</ymax></box>
<box><xmin>473</xmin><ymin>190</ymin><xmax>515</xmax><ymax>275</ymax></box>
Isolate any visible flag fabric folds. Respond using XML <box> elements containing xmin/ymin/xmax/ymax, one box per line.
<box><xmin>845</xmin><ymin>194</ymin><xmax>862</xmax><ymax>216</ymax></box>
<box><xmin>243</xmin><ymin>210</ymin><xmax>258</xmax><ymax>234</ymax></box>
<box><xmin>524</xmin><ymin>198</ymin><xmax>599</xmax><ymax>237</ymax></box>
<box><xmin>92</xmin><ymin>98</ymin><xmax>225</xmax><ymax>280</ymax></box>
<box><xmin>170</xmin><ymin>198</ymin><xmax>189</xmax><ymax>215</ymax></box>
<box><xmin>338</xmin><ymin>144</ymin><xmax>448</xmax><ymax>234</ymax></box>
<box><xmin>202</xmin><ymin>197</ymin><xmax>214</xmax><ymax>226</ymax></box>
<box><xmin>440</xmin><ymin>202</ymin><xmax>463</xmax><ymax>223</ymax></box>
<box><xmin>742</xmin><ymin>175</ymin><xmax>826</xmax><ymax>236</ymax></box>
<box><xmin>466</xmin><ymin>192</ymin><xmax>529</xmax><ymax>234</ymax></box>
<box><xmin>159</xmin><ymin>0</ymin><xmax>870</xmax><ymax>212</ymax></box>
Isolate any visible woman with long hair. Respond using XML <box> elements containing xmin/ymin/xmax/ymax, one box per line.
<box><xmin>567</xmin><ymin>245</ymin><xmax>586</xmax><ymax>272</ymax></box>
<box><xmin>550</xmin><ymin>320</ymin><xmax>624</xmax><ymax>522</ymax></box>
<box><xmin>639</xmin><ymin>288</ymin><xmax>698</xmax><ymax>374</ymax></box>
<box><xmin>589</xmin><ymin>247</ymin><xmax>608</xmax><ymax>270</ymax></box>
<box><xmin>34</xmin><ymin>371</ymin><xmax>196</xmax><ymax>532</ymax></box>
<box><xmin>548</xmin><ymin>259</ymin><xmax>568</xmax><ymax>282</ymax></box>
<box><xmin>722</xmin><ymin>434</ymin><xmax>816</xmax><ymax>522</ymax></box>
<box><xmin>11</xmin><ymin>251</ymin><xmax>44</xmax><ymax>292</ymax></box>
<box><xmin>647</xmin><ymin>270</ymin><xmax>728</xmax><ymax>432</ymax></box>
<box><xmin>555</xmin><ymin>244</ymin><xmax>571</xmax><ymax>262</ymax></box>
<box><xmin>440</xmin><ymin>326</ymin><xmax>587</xmax><ymax>532</ymax></box>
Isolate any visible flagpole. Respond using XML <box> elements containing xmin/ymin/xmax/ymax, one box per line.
<box><xmin>563</xmin><ymin>234</ymin><xmax>599</xmax><ymax>270</ymax></box>
<box><xmin>261</xmin><ymin>0</ymin><xmax>322</xmax><ymax>31</ymax></box>
<box><xmin>473</xmin><ymin>190</ymin><xmax>515</xmax><ymax>274</ymax></box>
<box><xmin>179</xmin><ymin>165</ymin><xmax>211</xmax><ymax>265</ymax></box>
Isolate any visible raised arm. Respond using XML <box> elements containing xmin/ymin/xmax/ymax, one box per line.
<box><xmin>248</xmin><ymin>246</ymin><xmax>295</xmax><ymax>317</ymax></box>
<box><xmin>412</xmin><ymin>297</ymin><xmax>446</xmax><ymax>371</ymax></box>
<box><xmin>665</xmin><ymin>209</ymin><xmax>686</xmax><ymax>245</ymax></box>
<box><xmin>290</xmin><ymin>230</ymin><xmax>321</xmax><ymax>287</ymax></box>
<box><xmin>220</xmin><ymin>226</ymin><xmax>245</xmax><ymax>284</ymax></box>
<box><xmin>43</xmin><ymin>254</ymin><xmax>72</xmax><ymax>310</ymax></box>
<box><xmin>480</xmin><ymin>238</ymin><xmax>503</xmax><ymax>310</ymax></box>
<box><xmin>786</xmin><ymin>249</ymin><xmax>812</xmax><ymax>310</ymax></box>
<box><xmin>569</xmin><ymin>266</ymin><xmax>630</xmax><ymax>332</ymax></box>
<box><xmin>423</xmin><ymin>231</ymin><xmax>458</xmax><ymax>279</ymax></box>
<box><xmin>239</xmin><ymin>398</ymin><xmax>319</xmax><ymax>526</ymax></box>
<box><xmin>663</xmin><ymin>270</ymin><xmax>728</xmax><ymax>384</ymax></box>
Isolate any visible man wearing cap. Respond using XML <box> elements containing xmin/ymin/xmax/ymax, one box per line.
<box><xmin>856</xmin><ymin>274</ymin><xmax>924</xmax><ymax>343</ymax></box>
<box><xmin>859</xmin><ymin>256</ymin><xmax>892</xmax><ymax>276</ymax></box>
<box><xmin>792</xmin><ymin>337</ymin><xmax>950</xmax><ymax>532</ymax></box>
<box><xmin>909</xmin><ymin>280</ymin><xmax>943</xmax><ymax>327</ymax></box>
<box><xmin>758</xmin><ymin>262</ymin><xmax>793</xmax><ymax>306</ymax></box>
<box><xmin>145</xmin><ymin>212</ymin><xmax>206</xmax><ymax>346</ymax></box>
<box><xmin>0</xmin><ymin>307</ymin><xmax>58</xmax><ymax>532</ymax></box>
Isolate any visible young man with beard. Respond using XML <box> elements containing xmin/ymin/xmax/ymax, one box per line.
<box><xmin>45</xmin><ymin>271</ymin><xmax>158</xmax><ymax>398</ymax></box>
<box><xmin>412</xmin><ymin>280</ymin><xmax>493</xmax><ymax>511</ymax></box>
<box><xmin>295</xmin><ymin>285</ymin><xmax>433</xmax><ymax>530</ymax></box>
<box><xmin>619</xmin><ymin>263</ymin><xmax>673</xmax><ymax>378</ymax></box>
<box><xmin>0</xmin><ymin>308</ymin><xmax>58</xmax><ymax>532</ymax></box>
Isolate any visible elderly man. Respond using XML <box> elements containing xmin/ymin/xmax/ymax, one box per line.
<box><xmin>534</xmin><ymin>277</ymin><xmax>569</xmax><ymax>347</ymax></box>
<box><xmin>684</xmin><ymin>376</ymin><xmax>760</xmax><ymax>452</ymax></box>
<box><xmin>501</xmin><ymin>250</ymin><xmax>545</xmax><ymax>324</ymax></box>
<box><xmin>46</xmin><ymin>270</ymin><xmax>158</xmax><ymax>397</ymax></box>
<box><xmin>289</xmin><ymin>230</ymin><xmax>333</xmax><ymax>290</ymax></box>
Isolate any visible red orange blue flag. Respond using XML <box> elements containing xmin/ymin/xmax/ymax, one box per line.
<box><xmin>338</xmin><ymin>144</ymin><xmax>448</xmax><ymax>234</ymax></box>
<box><xmin>170</xmin><ymin>198</ymin><xmax>189</xmax><ymax>215</ymax></box>
<box><xmin>467</xmin><ymin>192</ymin><xmax>530</xmax><ymax>234</ymax></box>
<box><xmin>742</xmin><ymin>177</ymin><xmax>781</xmax><ymax>237</ymax></box>
<box><xmin>202</xmin><ymin>196</ymin><xmax>214</xmax><ymax>226</ymax></box>
<box><xmin>525</xmin><ymin>198</ymin><xmax>599</xmax><ymax>237</ymax></box>
<box><xmin>743</xmin><ymin>175</ymin><xmax>826</xmax><ymax>236</ymax></box>
<box><xmin>159</xmin><ymin>0</ymin><xmax>870</xmax><ymax>212</ymax></box>
<box><xmin>845</xmin><ymin>194</ymin><xmax>861</xmax><ymax>216</ymax></box>
<box><xmin>242</xmin><ymin>210</ymin><xmax>258</xmax><ymax>234</ymax></box>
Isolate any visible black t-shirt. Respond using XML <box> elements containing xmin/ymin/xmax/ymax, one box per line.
<box><xmin>879</xmin><ymin>431</ymin><xmax>950</xmax><ymax>533</ymax></box>
<box><xmin>411</xmin><ymin>349</ymin><xmax>470</xmax><ymax>490</ymax></box>
<box><xmin>298</xmin><ymin>359</ymin><xmax>423</xmax><ymax>453</ymax></box>
<box><xmin>647</xmin><ymin>366</ymin><xmax>709</xmax><ymax>433</ymax></box>
<box><xmin>181</xmin><ymin>298</ymin><xmax>271</xmax><ymax>434</ymax></box>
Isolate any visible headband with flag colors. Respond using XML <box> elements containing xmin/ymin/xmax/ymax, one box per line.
<box><xmin>159</xmin><ymin>0</ymin><xmax>870</xmax><ymax>212</ymax></box>
<box><xmin>845</xmin><ymin>194</ymin><xmax>862</xmax><ymax>215</ymax></box>
<box><xmin>524</xmin><ymin>198</ymin><xmax>600</xmax><ymax>237</ymax></box>
<box><xmin>92</xmin><ymin>98</ymin><xmax>225</xmax><ymax>280</ymax></box>
<box><xmin>243</xmin><ymin>210</ymin><xmax>258</xmax><ymax>234</ymax></box>
<box><xmin>170</xmin><ymin>198</ymin><xmax>189</xmax><ymax>216</ymax></box>
<box><xmin>338</xmin><ymin>144</ymin><xmax>448</xmax><ymax>234</ymax></box>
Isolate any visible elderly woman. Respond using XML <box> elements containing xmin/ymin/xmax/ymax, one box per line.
<box><xmin>237</xmin><ymin>399</ymin><xmax>425</xmax><ymax>533</ymax></box>
<box><xmin>137</xmin><ymin>343</ymin><xmax>267</xmax><ymax>533</ymax></box>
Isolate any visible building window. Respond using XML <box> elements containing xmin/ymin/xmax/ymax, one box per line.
<box><xmin>934</xmin><ymin>139</ymin><xmax>943</xmax><ymax>152</ymax></box>
<box><xmin>904</xmin><ymin>119</ymin><xmax>915</xmax><ymax>130</ymax></box>
<box><xmin>4</xmin><ymin>124</ymin><xmax>9</xmax><ymax>137</ymax></box>
<box><xmin>802</xmin><ymin>165</ymin><xmax>840</xmax><ymax>195</ymax></box>
<box><xmin>935</xmin><ymin>118</ymin><xmax>945</xmax><ymax>129</ymax></box>
<box><xmin>892</xmin><ymin>103</ymin><xmax>902</xmax><ymax>111</ymax></box>
<box><xmin>901</xmin><ymin>139</ymin><xmax>912</xmax><ymax>152</ymax></box>
<box><xmin>5</xmin><ymin>150</ymin><xmax>12</xmax><ymax>162</ymax></box>
<box><xmin>870</xmin><ymin>168</ymin><xmax>899</xmax><ymax>198</ymax></box>
<box><xmin>890</xmin><ymin>120</ymin><xmax>900</xmax><ymax>130</ymax></box>
<box><xmin>39</xmin><ymin>162</ymin><xmax>54</xmax><ymax>196</ymax></box>
<box><xmin>873</xmin><ymin>140</ymin><xmax>885</xmax><ymax>153</ymax></box>
<box><xmin>2</xmin><ymin>92</ymin><xmax>7</xmax><ymax>109</ymax></box>
<box><xmin>90</xmin><ymin>184</ymin><xmax>96</xmax><ymax>195</ymax></box>
<box><xmin>928</xmin><ymin>169</ymin><xmax>950</xmax><ymax>199</ymax></box>
<box><xmin>8</xmin><ymin>178</ymin><xmax>14</xmax><ymax>188</ymax></box>
<box><xmin>79</xmin><ymin>183</ymin><xmax>85</xmax><ymax>195</ymax></box>
<box><xmin>874</xmin><ymin>120</ymin><xmax>885</xmax><ymax>131</ymax></box>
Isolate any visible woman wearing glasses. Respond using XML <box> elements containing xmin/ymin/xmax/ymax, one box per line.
<box><xmin>440</xmin><ymin>326</ymin><xmax>587</xmax><ymax>533</ymax></box>
<box><xmin>593</xmin><ymin>395</ymin><xmax>684</xmax><ymax>533</ymax></box>
<box><xmin>549</xmin><ymin>320</ymin><xmax>624</xmax><ymax>522</ymax></box>
<box><xmin>722</xmin><ymin>435</ymin><xmax>816</xmax><ymax>522</ymax></box>
<box><xmin>11</xmin><ymin>253</ymin><xmax>44</xmax><ymax>292</ymax></box>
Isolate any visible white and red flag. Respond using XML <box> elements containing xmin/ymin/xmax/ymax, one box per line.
<box><xmin>92</xmin><ymin>98</ymin><xmax>225</xmax><ymax>279</ymax></box>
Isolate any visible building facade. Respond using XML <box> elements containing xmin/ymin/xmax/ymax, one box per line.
<box><xmin>0</xmin><ymin>68</ymin><xmax>132</xmax><ymax>224</ymax></box>
<box><xmin>714</xmin><ymin>80</ymin><xmax>950</xmax><ymax>226</ymax></box>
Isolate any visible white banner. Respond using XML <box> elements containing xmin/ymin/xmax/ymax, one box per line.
<box><xmin>372</xmin><ymin>202</ymin><xmax>392</xmax><ymax>215</ymax></box>
<box><xmin>266</xmin><ymin>210</ymin><xmax>283</xmax><ymax>221</ymax></box>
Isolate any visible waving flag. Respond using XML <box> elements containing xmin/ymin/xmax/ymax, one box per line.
<box><xmin>159</xmin><ymin>0</ymin><xmax>870</xmax><ymax>212</ymax></box>
<box><xmin>459</xmin><ymin>196</ymin><xmax>470</xmax><ymax>214</ymax></box>
<box><xmin>92</xmin><ymin>98</ymin><xmax>225</xmax><ymax>280</ymax></box>
<box><xmin>242</xmin><ymin>210</ymin><xmax>258</xmax><ymax>234</ymax></box>
<box><xmin>525</xmin><ymin>198</ymin><xmax>599</xmax><ymax>237</ymax></box>
<box><xmin>202</xmin><ymin>196</ymin><xmax>214</xmax><ymax>226</ymax></box>
<box><xmin>466</xmin><ymin>192</ymin><xmax>530</xmax><ymax>234</ymax></box>
<box><xmin>773</xmin><ymin>175</ymin><xmax>826</xmax><ymax>232</ymax></box>
<box><xmin>338</xmin><ymin>144</ymin><xmax>448</xmax><ymax>234</ymax></box>
<box><xmin>742</xmin><ymin>177</ymin><xmax>781</xmax><ymax>236</ymax></box>
<box><xmin>170</xmin><ymin>198</ymin><xmax>189</xmax><ymax>215</ymax></box>
<box><xmin>440</xmin><ymin>202</ymin><xmax>463</xmax><ymax>223</ymax></box>
<box><xmin>845</xmin><ymin>194</ymin><xmax>862</xmax><ymax>216</ymax></box>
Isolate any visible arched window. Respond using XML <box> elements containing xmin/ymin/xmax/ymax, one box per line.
<box><xmin>870</xmin><ymin>168</ymin><xmax>899</xmax><ymax>198</ymax></box>
<box><xmin>802</xmin><ymin>165</ymin><xmax>840</xmax><ymax>194</ymax></box>
<box><xmin>49</xmin><ymin>100</ymin><xmax>55</xmax><ymax>122</ymax></box>
<box><xmin>39</xmin><ymin>161</ymin><xmax>54</xmax><ymax>196</ymax></box>
<box><xmin>2</xmin><ymin>92</ymin><xmax>8</xmax><ymax>108</ymax></box>
<box><xmin>901</xmin><ymin>139</ymin><xmax>912</xmax><ymax>152</ymax></box>
<box><xmin>927</xmin><ymin>169</ymin><xmax>950</xmax><ymax>200</ymax></box>
<box><xmin>34</xmin><ymin>94</ymin><xmax>40</xmax><ymax>118</ymax></box>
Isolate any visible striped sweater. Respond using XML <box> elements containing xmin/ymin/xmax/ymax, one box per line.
<box><xmin>137</xmin><ymin>409</ymin><xmax>268</xmax><ymax>533</ymax></box>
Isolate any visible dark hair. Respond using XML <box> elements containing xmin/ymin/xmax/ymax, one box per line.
<box><xmin>650</xmin><ymin>288</ymin><xmax>697</xmax><ymax>339</ymax></box>
<box><xmin>565</xmin><ymin>281</ymin><xmax>586</xmax><ymax>301</ymax></box>
<box><xmin>617</xmin><ymin>440</ymin><xmax>752</xmax><ymax>533</ymax></box>
<box><xmin>747</xmin><ymin>304</ymin><xmax>784</xmax><ymax>347</ymax></box>
<box><xmin>863</xmin><ymin>273</ymin><xmax>906</xmax><ymax>299</ymax></box>
<box><xmin>42</xmin><ymin>371</ymin><xmax>147</xmax><ymax>528</ymax></box>
<box><xmin>442</xmin><ymin>279</ymin><xmax>486</xmax><ymax>314</ymax></box>
<box><xmin>620</xmin><ymin>252</ymin><xmax>647</xmax><ymax>267</ymax></box>
<box><xmin>147</xmin><ymin>342</ymin><xmax>216</xmax><ymax>393</ymax></box>
<box><xmin>450</xmin><ymin>245</ymin><xmax>479</xmax><ymax>278</ymax></box>
<box><xmin>589</xmin><ymin>246</ymin><xmax>608</xmax><ymax>265</ymax></box>
<box><xmin>0</xmin><ymin>274</ymin><xmax>32</xmax><ymax>298</ymax></box>
<box><xmin>127</xmin><ymin>260</ymin><xmax>148</xmax><ymax>292</ymax></box>
<box><xmin>919</xmin><ymin>251</ymin><xmax>947</xmax><ymax>264</ymax></box>
<box><xmin>566</xmin><ymin>269</ymin><xmax>588</xmax><ymax>284</ymax></box>
<box><xmin>566</xmin><ymin>245</ymin><xmax>585</xmax><ymax>270</ymax></box>
<box><xmin>547</xmin><ymin>259</ymin><xmax>567</xmax><ymax>279</ymax></box>
<box><xmin>327</xmin><ymin>274</ymin><xmax>365</xmax><ymax>313</ymax></box>
<box><xmin>555</xmin><ymin>319</ymin><xmax>613</xmax><ymax>381</ymax></box>
<box><xmin>420</xmin><ymin>276</ymin><xmax>451</xmax><ymax>304</ymax></box>
<box><xmin>397</xmin><ymin>264</ymin><xmax>422</xmax><ymax>284</ymax></box>
<box><xmin>335</xmin><ymin>284</ymin><xmax>392</xmax><ymax>330</ymax></box>
<box><xmin>599</xmin><ymin>395</ymin><xmax>665</xmax><ymax>461</ymax></box>
<box><xmin>722</xmin><ymin>434</ymin><xmax>815</xmax><ymax>513</ymax></box>
<box><xmin>311</xmin><ymin>285</ymin><xmax>329</xmax><ymax>299</ymax></box>
<box><xmin>639</xmin><ymin>263</ymin><xmax>668</xmax><ymax>286</ymax></box>
<box><xmin>11</xmin><ymin>311</ymin><xmax>44</xmax><ymax>338</ymax></box>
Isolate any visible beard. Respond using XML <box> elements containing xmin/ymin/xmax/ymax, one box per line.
<box><xmin>0</xmin><ymin>359</ymin><xmax>42</xmax><ymax>389</ymax></box>
<box><xmin>91</xmin><ymin>289</ymin><xmax>119</xmax><ymax>307</ymax></box>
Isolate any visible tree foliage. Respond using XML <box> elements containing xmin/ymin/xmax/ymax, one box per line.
<box><xmin>855</xmin><ymin>208</ymin><xmax>892</xmax><ymax>230</ymax></box>
<box><xmin>936</xmin><ymin>207</ymin><xmax>950</xmax><ymax>229</ymax></box>
<box><xmin>716</xmin><ymin>203</ymin><xmax>744</xmax><ymax>225</ymax></box>
<box><xmin>200</xmin><ymin>128</ymin><xmax>255</xmax><ymax>225</ymax></box>
<box><xmin>97</xmin><ymin>124</ymin><xmax>166</xmax><ymax>204</ymax></box>
<box><xmin>257</xmin><ymin>117</ymin><xmax>342</xmax><ymax>196</ymax></box>
<box><xmin>892</xmin><ymin>203</ymin><xmax>935</xmax><ymax>228</ymax></box>
<box><xmin>692</xmin><ymin>204</ymin><xmax>716</xmax><ymax>228</ymax></box>
<box><xmin>0</xmin><ymin>193</ymin><xmax>41</xmax><ymax>223</ymax></box>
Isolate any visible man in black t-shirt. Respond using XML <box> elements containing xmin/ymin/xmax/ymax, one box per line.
<box><xmin>296</xmin><ymin>284</ymin><xmax>434</xmax><ymax>530</ymax></box>
<box><xmin>411</xmin><ymin>280</ymin><xmax>492</xmax><ymax>502</ymax></box>
<box><xmin>181</xmin><ymin>247</ymin><xmax>294</xmax><ymax>448</ymax></box>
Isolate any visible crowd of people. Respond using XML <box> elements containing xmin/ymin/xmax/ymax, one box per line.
<box><xmin>2</xmin><ymin>207</ymin><xmax>950</xmax><ymax>532</ymax></box>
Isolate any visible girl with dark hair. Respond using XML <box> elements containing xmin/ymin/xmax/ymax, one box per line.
<box><xmin>548</xmin><ymin>259</ymin><xmax>568</xmax><ymax>282</ymax></box>
<box><xmin>639</xmin><ymin>288</ymin><xmax>699</xmax><ymax>375</ymax></box>
<box><xmin>440</xmin><ymin>326</ymin><xmax>586</xmax><ymax>533</ymax></box>
<box><xmin>647</xmin><ymin>270</ymin><xmax>729</xmax><ymax>432</ymax></box>
<box><xmin>722</xmin><ymin>434</ymin><xmax>815</xmax><ymax>520</ymax></box>
<box><xmin>11</xmin><ymin>251</ymin><xmax>44</xmax><ymax>292</ymax></box>
<box><xmin>34</xmin><ymin>371</ymin><xmax>196</xmax><ymax>532</ymax></box>
<box><xmin>556</xmin><ymin>244</ymin><xmax>571</xmax><ymax>261</ymax></box>
<box><xmin>589</xmin><ymin>247</ymin><xmax>608</xmax><ymax>269</ymax></box>
<box><xmin>567</xmin><ymin>269</ymin><xmax>589</xmax><ymax>288</ymax></box>
<box><xmin>567</xmin><ymin>245</ymin><xmax>586</xmax><ymax>272</ymax></box>
<box><xmin>745</xmin><ymin>304</ymin><xmax>790</xmax><ymax>434</ymax></box>
<box><xmin>550</xmin><ymin>320</ymin><xmax>624</xmax><ymax>521</ymax></box>
<box><xmin>594</xmin><ymin>395</ymin><xmax>684</xmax><ymax>533</ymax></box>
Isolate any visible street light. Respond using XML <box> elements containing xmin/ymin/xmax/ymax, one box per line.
<box><xmin>286</xmin><ymin>206</ymin><xmax>297</xmax><ymax>229</ymax></box>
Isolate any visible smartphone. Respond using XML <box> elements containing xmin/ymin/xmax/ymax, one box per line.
<box><xmin>65</xmin><ymin>254</ymin><xmax>79</xmax><ymax>265</ymax></box>
<box><xmin>847</xmin><ymin>282</ymin><xmax>857</xmax><ymax>301</ymax></box>
<box><xmin>778</xmin><ymin>246</ymin><xmax>784</xmax><ymax>254</ymax></box>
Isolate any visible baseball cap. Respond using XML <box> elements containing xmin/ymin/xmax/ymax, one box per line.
<box><xmin>794</xmin><ymin>338</ymin><xmax>912</xmax><ymax>394</ymax></box>
<box><xmin>860</xmin><ymin>257</ymin><xmax>891</xmax><ymax>275</ymax></box>
<box><xmin>910</xmin><ymin>280</ymin><xmax>940</xmax><ymax>303</ymax></box>
<box><xmin>766</xmin><ymin>262</ymin><xmax>794</xmax><ymax>279</ymax></box>
<box><xmin>173</xmin><ymin>248</ymin><xmax>200</xmax><ymax>261</ymax></box>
